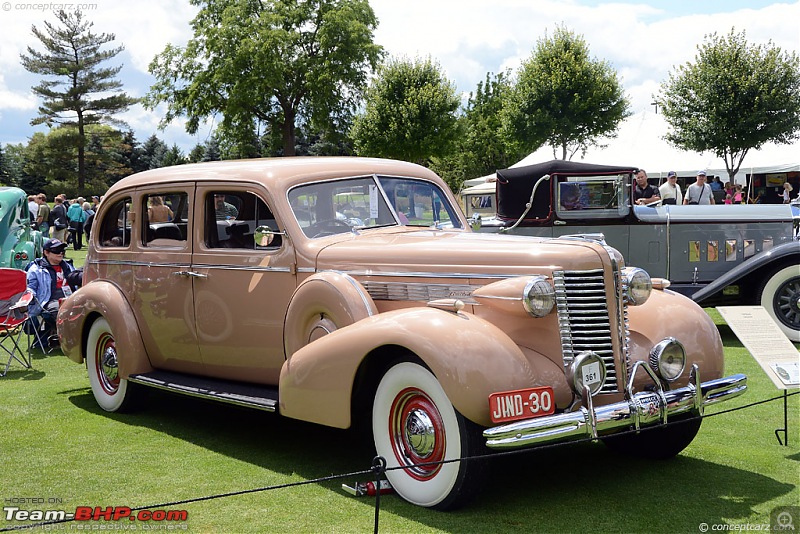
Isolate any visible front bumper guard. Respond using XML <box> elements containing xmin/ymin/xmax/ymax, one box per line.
<box><xmin>484</xmin><ymin>362</ymin><xmax>747</xmax><ymax>450</ymax></box>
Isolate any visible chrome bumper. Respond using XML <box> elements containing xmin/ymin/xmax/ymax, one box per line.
<box><xmin>484</xmin><ymin>363</ymin><xmax>747</xmax><ymax>450</ymax></box>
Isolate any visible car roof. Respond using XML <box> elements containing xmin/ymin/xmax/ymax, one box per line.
<box><xmin>105</xmin><ymin>157</ymin><xmax>442</xmax><ymax>195</ymax></box>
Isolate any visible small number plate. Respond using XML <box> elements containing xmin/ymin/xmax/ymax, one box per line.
<box><xmin>489</xmin><ymin>386</ymin><xmax>555</xmax><ymax>424</ymax></box>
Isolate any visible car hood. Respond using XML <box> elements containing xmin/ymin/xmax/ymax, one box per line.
<box><xmin>313</xmin><ymin>229</ymin><xmax>613</xmax><ymax>277</ymax></box>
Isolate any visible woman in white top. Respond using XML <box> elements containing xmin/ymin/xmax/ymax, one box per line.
<box><xmin>781</xmin><ymin>182</ymin><xmax>793</xmax><ymax>204</ymax></box>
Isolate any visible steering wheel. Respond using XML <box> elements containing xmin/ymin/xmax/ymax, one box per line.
<box><xmin>306</xmin><ymin>219</ymin><xmax>352</xmax><ymax>238</ymax></box>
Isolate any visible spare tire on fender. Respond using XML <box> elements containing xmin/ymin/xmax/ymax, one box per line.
<box><xmin>284</xmin><ymin>271</ymin><xmax>377</xmax><ymax>357</ymax></box>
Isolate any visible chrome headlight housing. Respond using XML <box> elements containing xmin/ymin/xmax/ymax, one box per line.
<box><xmin>566</xmin><ymin>351</ymin><xmax>607</xmax><ymax>396</ymax></box>
<box><xmin>649</xmin><ymin>338</ymin><xmax>686</xmax><ymax>382</ymax></box>
<box><xmin>522</xmin><ymin>276</ymin><xmax>555</xmax><ymax>318</ymax></box>
<box><xmin>623</xmin><ymin>267</ymin><xmax>652</xmax><ymax>305</ymax></box>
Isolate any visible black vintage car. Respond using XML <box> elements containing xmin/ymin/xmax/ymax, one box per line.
<box><xmin>469</xmin><ymin>160</ymin><xmax>800</xmax><ymax>342</ymax></box>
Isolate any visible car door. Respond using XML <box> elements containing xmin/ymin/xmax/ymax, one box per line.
<box><xmin>190</xmin><ymin>184</ymin><xmax>297</xmax><ymax>385</ymax></box>
<box><xmin>127</xmin><ymin>186</ymin><xmax>203</xmax><ymax>373</ymax></box>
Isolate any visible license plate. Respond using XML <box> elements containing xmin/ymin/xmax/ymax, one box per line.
<box><xmin>489</xmin><ymin>386</ymin><xmax>555</xmax><ymax>424</ymax></box>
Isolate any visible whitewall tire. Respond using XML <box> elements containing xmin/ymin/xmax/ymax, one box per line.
<box><xmin>759</xmin><ymin>265</ymin><xmax>800</xmax><ymax>342</ymax></box>
<box><xmin>372</xmin><ymin>360</ymin><xmax>485</xmax><ymax>509</ymax></box>
<box><xmin>86</xmin><ymin>318</ymin><xmax>136</xmax><ymax>412</ymax></box>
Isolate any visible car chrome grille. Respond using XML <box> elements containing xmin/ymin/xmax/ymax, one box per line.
<box><xmin>553</xmin><ymin>268</ymin><xmax>621</xmax><ymax>393</ymax></box>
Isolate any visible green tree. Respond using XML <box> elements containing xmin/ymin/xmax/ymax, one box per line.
<box><xmin>502</xmin><ymin>26</ymin><xmax>630</xmax><ymax>160</ymax></box>
<box><xmin>161</xmin><ymin>144</ymin><xmax>187</xmax><ymax>167</ymax></box>
<box><xmin>0</xmin><ymin>145</ymin><xmax>9</xmax><ymax>185</ymax></box>
<box><xmin>24</xmin><ymin>125</ymin><xmax>131</xmax><ymax>196</ymax></box>
<box><xmin>3</xmin><ymin>144</ymin><xmax>39</xmax><ymax>193</ymax></box>
<box><xmin>20</xmin><ymin>9</ymin><xmax>137</xmax><ymax>190</ymax></box>
<box><xmin>437</xmin><ymin>71</ymin><xmax>524</xmax><ymax>189</ymax></box>
<box><xmin>351</xmin><ymin>56</ymin><xmax>460</xmax><ymax>165</ymax></box>
<box><xmin>140</xmin><ymin>134</ymin><xmax>169</xmax><ymax>170</ymax></box>
<box><xmin>146</xmin><ymin>0</ymin><xmax>383</xmax><ymax>157</ymax></box>
<box><xmin>658</xmin><ymin>29</ymin><xmax>800</xmax><ymax>180</ymax></box>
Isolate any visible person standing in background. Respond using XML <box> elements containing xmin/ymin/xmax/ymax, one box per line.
<box><xmin>658</xmin><ymin>171</ymin><xmax>683</xmax><ymax>205</ymax></box>
<box><xmin>683</xmin><ymin>171</ymin><xmax>715</xmax><ymax>205</ymax></box>
<box><xmin>36</xmin><ymin>194</ymin><xmax>51</xmax><ymax>237</ymax></box>
<box><xmin>781</xmin><ymin>182</ymin><xmax>793</xmax><ymax>204</ymax></box>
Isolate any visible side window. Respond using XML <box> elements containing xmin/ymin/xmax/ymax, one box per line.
<box><xmin>98</xmin><ymin>198</ymin><xmax>132</xmax><ymax>247</ymax></box>
<box><xmin>142</xmin><ymin>192</ymin><xmax>189</xmax><ymax>247</ymax></box>
<box><xmin>205</xmin><ymin>191</ymin><xmax>281</xmax><ymax>250</ymax></box>
<box><xmin>556</xmin><ymin>175</ymin><xmax>630</xmax><ymax>219</ymax></box>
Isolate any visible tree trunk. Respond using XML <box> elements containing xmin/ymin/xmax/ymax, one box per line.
<box><xmin>282</xmin><ymin>109</ymin><xmax>296</xmax><ymax>157</ymax></box>
<box><xmin>77</xmin><ymin>112</ymin><xmax>86</xmax><ymax>190</ymax></box>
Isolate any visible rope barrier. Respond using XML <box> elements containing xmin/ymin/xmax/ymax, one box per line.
<box><xmin>1</xmin><ymin>390</ymin><xmax>796</xmax><ymax>533</ymax></box>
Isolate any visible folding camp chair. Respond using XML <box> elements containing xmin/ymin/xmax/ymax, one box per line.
<box><xmin>0</xmin><ymin>268</ymin><xmax>34</xmax><ymax>376</ymax></box>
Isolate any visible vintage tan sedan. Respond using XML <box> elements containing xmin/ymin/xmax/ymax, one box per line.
<box><xmin>58</xmin><ymin>157</ymin><xmax>746</xmax><ymax>509</ymax></box>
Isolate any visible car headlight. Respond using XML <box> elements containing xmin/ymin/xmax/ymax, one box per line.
<box><xmin>649</xmin><ymin>338</ymin><xmax>686</xmax><ymax>382</ymax></box>
<box><xmin>623</xmin><ymin>267</ymin><xmax>652</xmax><ymax>305</ymax></box>
<box><xmin>566</xmin><ymin>351</ymin><xmax>607</xmax><ymax>396</ymax></box>
<box><xmin>522</xmin><ymin>276</ymin><xmax>555</xmax><ymax>317</ymax></box>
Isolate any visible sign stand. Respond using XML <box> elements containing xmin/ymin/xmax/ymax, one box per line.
<box><xmin>717</xmin><ymin>306</ymin><xmax>799</xmax><ymax>447</ymax></box>
<box><xmin>776</xmin><ymin>391</ymin><xmax>789</xmax><ymax>445</ymax></box>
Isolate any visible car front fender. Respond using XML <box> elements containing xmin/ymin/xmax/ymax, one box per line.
<box><xmin>627</xmin><ymin>289</ymin><xmax>725</xmax><ymax>384</ymax></box>
<box><xmin>57</xmin><ymin>280</ymin><xmax>153</xmax><ymax>377</ymax></box>
<box><xmin>279</xmin><ymin>307</ymin><xmax>535</xmax><ymax>429</ymax></box>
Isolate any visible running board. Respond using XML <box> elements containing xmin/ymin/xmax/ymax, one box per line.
<box><xmin>128</xmin><ymin>371</ymin><xmax>279</xmax><ymax>412</ymax></box>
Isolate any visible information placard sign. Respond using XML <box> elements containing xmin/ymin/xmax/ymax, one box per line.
<box><xmin>717</xmin><ymin>306</ymin><xmax>800</xmax><ymax>390</ymax></box>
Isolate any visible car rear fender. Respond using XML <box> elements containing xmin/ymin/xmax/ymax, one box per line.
<box><xmin>279</xmin><ymin>307</ymin><xmax>535</xmax><ymax>429</ymax></box>
<box><xmin>57</xmin><ymin>280</ymin><xmax>152</xmax><ymax>377</ymax></box>
<box><xmin>692</xmin><ymin>241</ymin><xmax>800</xmax><ymax>304</ymax></box>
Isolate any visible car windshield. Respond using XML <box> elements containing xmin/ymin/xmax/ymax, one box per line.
<box><xmin>288</xmin><ymin>175</ymin><xmax>461</xmax><ymax>238</ymax></box>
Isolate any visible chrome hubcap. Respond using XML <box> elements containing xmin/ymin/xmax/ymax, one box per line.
<box><xmin>405</xmin><ymin>408</ymin><xmax>436</xmax><ymax>458</ymax></box>
<box><xmin>101</xmin><ymin>347</ymin><xmax>118</xmax><ymax>382</ymax></box>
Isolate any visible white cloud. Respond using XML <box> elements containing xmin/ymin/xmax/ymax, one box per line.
<box><xmin>1</xmin><ymin>0</ymin><xmax>797</xmax><ymax>154</ymax></box>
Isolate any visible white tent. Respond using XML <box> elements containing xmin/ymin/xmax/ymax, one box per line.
<box><xmin>463</xmin><ymin>111</ymin><xmax>799</xmax><ymax>188</ymax></box>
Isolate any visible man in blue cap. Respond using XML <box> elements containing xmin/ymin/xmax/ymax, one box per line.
<box><xmin>25</xmin><ymin>238</ymin><xmax>77</xmax><ymax>349</ymax></box>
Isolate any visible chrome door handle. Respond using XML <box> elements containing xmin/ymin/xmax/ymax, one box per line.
<box><xmin>173</xmin><ymin>271</ymin><xmax>208</xmax><ymax>279</ymax></box>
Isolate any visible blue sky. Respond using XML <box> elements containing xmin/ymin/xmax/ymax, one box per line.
<box><xmin>0</xmin><ymin>0</ymin><xmax>798</xmax><ymax>157</ymax></box>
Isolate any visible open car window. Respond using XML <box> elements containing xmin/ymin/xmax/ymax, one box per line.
<box><xmin>555</xmin><ymin>174</ymin><xmax>631</xmax><ymax>220</ymax></box>
<box><xmin>288</xmin><ymin>176</ymin><xmax>461</xmax><ymax>238</ymax></box>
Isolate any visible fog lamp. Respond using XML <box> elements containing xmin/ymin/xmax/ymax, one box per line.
<box><xmin>522</xmin><ymin>276</ymin><xmax>555</xmax><ymax>318</ymax></box>
<box><xmin>623</xmin><ymin>267</ymin><xmax>652</xmax><ymax>305</ymax></box>
<box><xmin>649</xmin><ymin>338</ymin><xmax>686</xmax><ymax>382</ymax></box>
<box><xmin>566</xmin><ymin>351</ymin><xmax>607</xmax><ymax>396</ymax></box>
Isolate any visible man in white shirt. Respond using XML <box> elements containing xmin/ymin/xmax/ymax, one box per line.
<box><xmin>659</xmin><ymin>171</ymin><xmax>683</xmax><ymax>205</ymax></box>
<box><xmin>683</xmin><ymin>170</ymin><xmax>715</xmax><ymax>205</ymax></box>
<box><xmin>28</xmin><ymin>195</ymin><xmax>39</xmax><ymax>221</ymax></box>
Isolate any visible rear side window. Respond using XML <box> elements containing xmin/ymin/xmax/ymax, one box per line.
<box><xmin>142</xmin><ymin>193</ymin><xmax>190</xmax><ymax>247</ymax></box>
<box><xmin>97</xmin><ymin>198</ymin><xmax>132</xmax><ymax>247</ymax></box>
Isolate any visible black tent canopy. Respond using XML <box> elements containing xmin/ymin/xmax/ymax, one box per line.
<box><xmin>495</xmin><ymin>160</ymin><xmax>637</xmax><ymax>220</ymax></box>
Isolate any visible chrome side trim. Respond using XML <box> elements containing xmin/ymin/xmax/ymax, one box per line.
<box><xmin>362</xmin><ymin>281</ymin><xmax>479</xmax><ymax>304</ymax></box>
<box><xmin>89</xmin><ymin>259</ymin><xmax>292</xmax><ymax>273</ymax></box>
<box><xmin>483</xmin><ymin>372</ymin><xmax>747</xmax><ymax>450</ymax></box>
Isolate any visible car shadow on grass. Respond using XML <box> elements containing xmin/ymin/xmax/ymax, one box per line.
<box><xmin>67</xmin><ymin>388</ymin><xmax>794</xmax><ymax>534</ymax></box>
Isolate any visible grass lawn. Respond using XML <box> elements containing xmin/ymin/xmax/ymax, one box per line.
<box><xmin>1</xmin><ymin>310</ymin><xmax>797</xmax><ymax>533</ymax></box>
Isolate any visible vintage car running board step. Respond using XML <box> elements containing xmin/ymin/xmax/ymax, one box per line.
<box><xmin>128</xmin><ymin>371</ymin><xmax>279</xmax><ymax>412</ymax></box>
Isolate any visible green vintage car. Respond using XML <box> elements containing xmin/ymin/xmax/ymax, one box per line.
<box><xmin>0</xmin><ymin>187</ymin><xmax>44</xmax><ymax>269</ymax></box>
